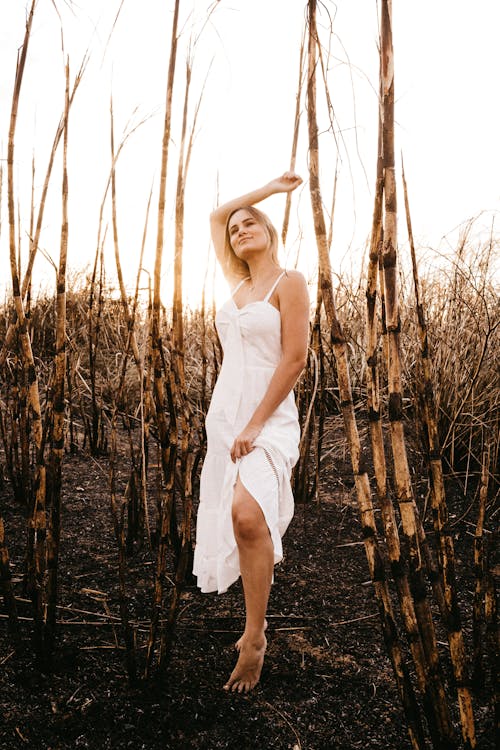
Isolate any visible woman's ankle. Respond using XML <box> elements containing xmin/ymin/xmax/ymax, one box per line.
<box><xmin>242</xmin><ymin>625</ymin><xmax>267</xmax><ymax>645</ymax></box>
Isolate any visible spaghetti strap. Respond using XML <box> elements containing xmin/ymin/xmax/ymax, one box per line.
<box><xmin>264</xmin><ymin>271</ymin><xmax>286</xmax><ymax>302</ymax></box>
<box><xmin>231</xmin><ymin>276</ymin><xmax>250</xmax><ymax>297</ymax></box>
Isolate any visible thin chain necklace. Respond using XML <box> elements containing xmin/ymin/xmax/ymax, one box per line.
<box><xmin>248</xmin><ymin>269</ymin><xmax>281</xmax><ymax>293</ymax></box>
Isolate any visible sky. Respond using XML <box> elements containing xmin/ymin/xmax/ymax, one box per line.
<box><xmin>1</xmin><ymin>0</ymin><xmax>499</xmax><ymax>306</ymax></box>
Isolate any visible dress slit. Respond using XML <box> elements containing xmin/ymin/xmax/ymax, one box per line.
<box><xmin>237</xmin><ymin>447</ymin><xmax>283</xmax><ymax>566</ymax></box>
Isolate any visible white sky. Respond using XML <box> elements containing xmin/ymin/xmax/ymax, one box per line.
<box><xmin>1</xmin><ymin>1</ymin><xmax>499</xmax><ymax>306</ymax></box>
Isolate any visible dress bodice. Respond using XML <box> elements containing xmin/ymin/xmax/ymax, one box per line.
<box><xmin>211</xmin><ymin>273</ymin><xmax>286</xmax><ymax>425</ymax></box>
<box><xmin>216</xmin><ymin>299</ymin><xmax>282</xmax><ymax>370</ymax></box>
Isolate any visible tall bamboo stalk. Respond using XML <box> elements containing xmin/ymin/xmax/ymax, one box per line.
<box><xmin>363</xmin><ymin>75</ymin><xmax>442</xmax><ymax>742</ymax></box>
<box><xmin>306</xmin><ymin>3</ymin><xmax>425</xmax><ymax>748</ymax></box>
<box><xmin>403</xmin><ymin>159</ymin><xmax>476</xmax><ymax>747</ymax></box>
<box><xmin>379</xmin><ymin>4</ymin><xmax>456</xmax><ymax>746</ymax></box>
<box><xmin>87</xmin><ymin>238</ymin><xmax>107</xmax><ymax>455</ymax></box>
<box><xmin>108</xmin><ymin>344</ymin><xmax>138</xmax><ymax>682</ymax></box>
<box><xmin>137</xmin><ymin>191</ymin><xmax>155</xmax><ymax>549</ymax></box>
<box><xmin>109</xmin><ymin>98</ymin><xmax>144</xmax><ymax>371</ymax></box>
<box><xmin>482</xmin><ymin>510</ymin><xmax>498</xmax><ymax>741</ymax></box>
<box><xmin>106</xmin><ymin>179</ymin><xmax>155</xmax><ymax>677</ymax></box>
<box><xmin>148</xmin><ymin>40</ymin><xmax>209</xmax><ymax>671</ymax></box>
<box><xmin>7</xmin><ymin>0</ymin><xmax>40</xmax><ymax>453</ymax></box>
<box><xmin>365</xmin><ymin>79</ymin><xmax>385</xmax><ymax>508</ymax></box>
<box><xmin>0</xmin><ymin>516</ymin><xmax>19</xmax><ymax>646</ymax></box>
<box><xmin>307</xmin><ymin>287</ymin><xmax>327</xmax><ymax>504</ymax></box>
<box><xmin>288</xmin><ymin>18</ymin><xmax>320</xmax><ymax>503</ymax></box>
<box><xmin>282</xmin><ymin>27</ymin><xmax>305</xmax><ymax>247</ymax></box>
<box><xmin>0</xmin><ymin>59</ymin><xmax>86</xmax><ymax>368</ymax></box>
<box><xmin>472</xmin><ymin>445</ymin><xmax>489</xmax><ymax>687</ymax></box>
<box><xmin>126</xmin><ymin>187</ymin><xmax>154</xmax><ymax>552</ymax></box>
<box><xmin>145</xmin><ymin>0</ymin><xmax>180</xmax><ymax>676</ymax></box>
<box><xmin>160</xmin><ymin>55</ymin><xmax>205</xmax><ymax>666</ymax></box>
<box><xmin>7</xmin><ymin>0</ymin><xmax>49</xmax><ymax>658</ymax></box>
<box><xmin>45</xmin><ymin>58</ymin><xmax>71</xmax><ymax>659</ymax></box>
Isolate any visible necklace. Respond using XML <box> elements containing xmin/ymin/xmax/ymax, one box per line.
<box><xmin>248</xmin><ymin>270</ymin><xmax>281</xmax><ymax>293</ymax></box>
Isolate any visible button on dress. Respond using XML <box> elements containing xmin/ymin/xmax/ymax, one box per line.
<box><xmin>193</xmin><ymin>272</ymin><xmax>300</xmax><ymax>594</ymax></box>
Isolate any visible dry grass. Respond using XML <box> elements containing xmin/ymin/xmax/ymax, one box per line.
<box><xmin>1</xmin><ymin>232</ymin><xmax>497</xmax><ymax>498</ymax></box>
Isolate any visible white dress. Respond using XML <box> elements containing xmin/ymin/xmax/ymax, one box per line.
<box><xmin>193</xmin><ymin>272</ymin><xmax>300</xmax><ymax>594</ymax></box>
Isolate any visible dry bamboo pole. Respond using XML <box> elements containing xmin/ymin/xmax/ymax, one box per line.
<box><xmin>139</xmin><ymin>224</ymin><xmax>154</xmax><ymax>550</ymax></box>
<box><xmin>45</xmin><ymin>59</ymin><xmax>71</xmax><ymax>660</ymax></box>
<box><xmin>364</xmin><ymin>78</ymin><xmax>431</xmax><ymax>714</ymax></box>
<box><xmin>472</xmin><ymin>445</ymin><xmax>489</xmax><ymax>687</ymax></box>
<box><xmin>483</xmin><ymin>525</ymin><xmax>498</xmax><ymax>739</ymax></box>
<box><xmin>160</xmin><ymin>55</ymin><xmax>205</xmax><ymax>667</ymax></box>
<box><xmin>107</xmin><ymin>306</ymin><xmax>143</xmax><ymax>682</ymax></box>
<box><xmin>7</xmin><ymin>0</ymin><xmax>49</xmax><ymax>657</ymax></box>
<box><xmin>66</xmin><ymin>350</ymin><xmax>76</xmax><ymax>453</ymax></box>
<box><xmin>363</xmin><ymin>66</ymin><xmax>450</xmax><ymax>748</ymax></box>
<box><xmin>85</xmin><ymin>108</ymin><xmax>150</xmax><ymax>455</ymax></box>
<box><xmin>313</xmin><ymin>308</ymin><xmax>326</xmax><ymax>503</ymax></box>
<box><xmin>0</xmin><ymin>362</ymin><xmax>27</xmax><ymax>504</ymax></box>
<box><xmin>0</xmin><ymin>516</ymin><xmax>20</xmax><ymax>646</ymax></box>
<box><xmin>293</xmin><ymin>340</ymin><xmax>318</xmax><ymax>503</ymax></box>
<box><xmin>200</xmin><ymin>267</ymin><xmax>210</xmax><ymax>420</ymax></box>
<box><xmin>145</xmin><ymin>0</ymin><xmax>181</xmax><ymax>677</ymax></box>
<box><xmin>0</xmin><ymin>59</ymin><xmax>86</xmax><ymax>368</ymax></box>
<box><xmin>145</xmin><ymin>339</ymin><xmax>178</xmax><ymax>677</ymax></box>
<box><xmin>379</xmin><ymin>3</ymin><xmax>455</xmax><ymax>746</ymax></box>
<box><xmin>282</xmin><ymin>26</ymin><xmax>305</xmax><ymax>247</ymax></box>
<box><xmin>7</xmin><ymin>0</ymin><xmax>40</xmax><ymax>450</ymax></box>
<box><xmin>87</xmin><ymin>240</ymin><xmax>107</xmax><ymax>455</ymax></box>
<box><xmin>171</xmin><ymin>60</ymin><xmax>192</xmax><ymax>356</ymax></box>
<box><xmin>128</xmin><ymin>188</ymin><xmax>154</xmax><ymax>550</ymax></box>
<box><xmin>365</xmin><ymin>82</ymin><xmax>385</xmax><ymax>509</ymax></box>
<box><xmin>289</xmin><ymin>26</ymin><xmax>323</xmax><ymax>504</ymax></box>
<box><xmin>306</xmin><ymin>4</ymin><xmax>425</xmax><ymax>748</ymax></box>
<box><xmin>109</xmin><ymin>98</ymin><xmax>147</xmax><ymax>371</ymax></box>
<box><xmin>29</xmin><ymin>152</ymin><xmax>35</xmax><ymax>254</ymax></box>
<box><xmin>402</xmin><ymin>160</ymin><xmax>476</xmax><ymax>747</ymax></box>
<box><xmin>87</xmin><ymin>243</ymin><xmax>100</xmax><ymax>453</ymax></box>
<box><xmin>108</xmin><ymin>414</ymin><xmax>137</xmax><ymax>682</ymax></box>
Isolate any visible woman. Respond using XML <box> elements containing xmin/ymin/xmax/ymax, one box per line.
<box><xmin>193</xmin><ymin>172</ymin><xmax>310</xmax><ymax>693</ymax></box>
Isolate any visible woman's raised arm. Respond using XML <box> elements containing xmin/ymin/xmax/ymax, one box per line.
<box><xmin>210</xmin><ymin>172</ymin><xmax>302</xmax><ymax>275</ymax></box>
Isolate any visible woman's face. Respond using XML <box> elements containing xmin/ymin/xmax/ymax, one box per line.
<box><xmin>228</xmin><ymin>209</ymin><xmax>270</xmax><ymax>259</ymax></box>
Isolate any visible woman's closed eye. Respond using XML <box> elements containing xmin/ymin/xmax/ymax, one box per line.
<box><xmin>230</xmin><ymin>219</ymin><xmax>255</xmax><ymax>236</ymax></box>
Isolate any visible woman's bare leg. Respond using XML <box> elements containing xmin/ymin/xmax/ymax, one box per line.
<box><xmin>224</xmin><ymin>476</ymin><xmax>273</xmax><ymax>693</ymax></box>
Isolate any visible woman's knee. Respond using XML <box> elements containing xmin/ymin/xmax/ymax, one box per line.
<box><xmin>232</xmin><ymin>497</ymin><xmax>266</xmax><ymax>543</ymax></box>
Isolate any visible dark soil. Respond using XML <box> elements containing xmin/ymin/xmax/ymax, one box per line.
<box><xmin>0</xmin><ymin>428</ymin><xmax>496</xmax><ymax>750</ymax></box>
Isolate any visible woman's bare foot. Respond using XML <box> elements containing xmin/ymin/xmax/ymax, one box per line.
<box><xmin>224</xmin><ymin>634</ymin><xmax>267</xmax><ymax>693</ymax></box>
<box><xmin>235</xmin><ymin>618</ymin><xmax>268</xmax><ymax>652</ymax></box>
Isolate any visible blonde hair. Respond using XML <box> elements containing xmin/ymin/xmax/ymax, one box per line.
<box><xmin>223</xmin><ymin>206</ymin><xmax>279</xmax><ymax>278</ymax></box>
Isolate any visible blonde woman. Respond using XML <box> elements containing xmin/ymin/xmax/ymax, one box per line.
<box><xmin>193</xmin><ymin>172</ymin><xmax>309</xmax><ymax>692</ymax></box>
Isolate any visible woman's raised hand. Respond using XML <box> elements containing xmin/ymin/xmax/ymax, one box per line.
<box><xmin>268</xmin><ymin>172</ymin><xmax>303</xmax><ymax>194</ymax></box>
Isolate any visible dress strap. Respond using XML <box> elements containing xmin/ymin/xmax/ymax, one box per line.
<box><xmin>263</xmin><ymin>271</ymin><xmax>286</xmax><ymax>302</ymax></box>
<box><xmin>231</xmin><ymin>276</ymin><xmax>250</xmax><ymax>297</ymax></box>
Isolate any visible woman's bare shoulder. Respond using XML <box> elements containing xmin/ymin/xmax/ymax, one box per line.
<box><xmin>282</xmin><ymin>268</ymin><xmax>306</xmax><ymax>281</ymax></box>
<box><xmin>280</xmin><ymin>269</ymin><xmax>309</xmax><ymax>294</ymax></box>
<box><xmin>276</xmin><ymin>270</ymin><xmax>310</xmax><ymax>310</ymax></box>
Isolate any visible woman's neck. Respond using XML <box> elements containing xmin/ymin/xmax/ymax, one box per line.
<box><xmin>246</xmin><ymin>259</ymin><xmax>281</xmax><ymax>290</ymax></box>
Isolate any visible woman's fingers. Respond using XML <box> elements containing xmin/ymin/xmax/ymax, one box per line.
<box><xmin>281</xmin><ymin>171</ymin><xmax>302</xmax><ymax>185</ymax></box>
<box><xmin>230</xmin><ymin>423</ymin><xmax>262</xmax><ymax>462</ymax></box>
<box><xmin>230</xmin><ymin>437</ymin><xmax>255</xmax><ymax>462</ymax></box>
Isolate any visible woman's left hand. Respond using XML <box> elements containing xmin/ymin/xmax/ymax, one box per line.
<box><xmin>230</xmin><ymin>423</ymin><xmax>262</xmax><ymax>463</ymax></box>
